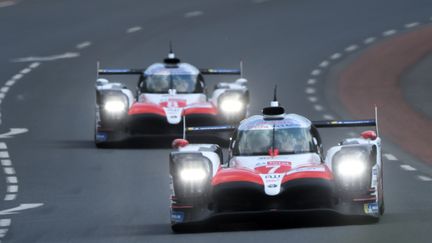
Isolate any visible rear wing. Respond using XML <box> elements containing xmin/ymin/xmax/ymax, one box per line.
<box><xmin>186</xmin><ymin>125</ymin><xmax>236</xmax><ymax>133</ymax></box>
<box><xmin>96</xmin><ymin>62</ymin><xmax>241</xmax><ymax>77</ymax></box>
<box><xmin>98</xmin><ymin>68</ymin><xmax>240</xmax><ymax>75</ymax></box>
<box><xmin>312</xmin><ymin>106</ymin><xmax>380</xmax><ymax>136</ymax></box>
<box><xmin>98</xmin><ymin>68</ymin><xmax>144</xmax><ymax>75</ymax></box>
<box><xmin>186</xmin><ymin>120</ymin><xmax>376</xmax><ymax>132</ymax></box>
<box><xmin>199</xmin><ymin>68</ymin><xmax>241</xmax><ymax>75</ymax></box>
<box><xmin>312</xmin><ymin>119</ymin><xmax>376</xmax><ymax>128</ymax></box>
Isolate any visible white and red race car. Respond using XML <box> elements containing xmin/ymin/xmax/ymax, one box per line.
<box><xmin>169</xmin><ymin>98</ymin><xmax>384</xmax><ymax>232</ymax></box>
<box><xmin>94</xmin><ymin>50</ymin><xmax>249</xmax><ymax>147</ymax></box>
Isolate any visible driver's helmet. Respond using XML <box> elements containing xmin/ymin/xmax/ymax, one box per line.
<box><xmin>148</xmin><ymin>70</ymin><xmax>170</xmax><ymax>92</ymax></box>
<box><xmin>172</xmin><ymin>75</ymin><xmax>190</xmax><ymax>92</ymax></box>
<box><xmin>276</xmin><ymin>128</ymin><xmax>308</xmax><ymax>152</ymax></box>
<box><xmin>245</xmin><ymin>129</ymin><xmax>272</xmax><ymax>154</ymax></box>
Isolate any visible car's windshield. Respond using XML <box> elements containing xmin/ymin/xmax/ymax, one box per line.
<box><xmin>145</xmin><ymin>74</ymin><xmax>198</xmax><ymax>93</ymax></box>
<box><xmin>234</xmin><ymin>126</ymin><xmax>315</xmax><ymax>156</ymax></box>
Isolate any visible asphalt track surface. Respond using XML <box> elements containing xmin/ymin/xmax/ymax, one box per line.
<box><xmin>0</xmin><ymin>0</ymin><xmax>432</xmax><ymax>242</ymax></box>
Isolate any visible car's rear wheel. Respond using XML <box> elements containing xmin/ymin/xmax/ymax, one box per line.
<box><xmin>379</xmin><ymin>171</ymin><xmax>385</xmax><ymax>215</ymax></box>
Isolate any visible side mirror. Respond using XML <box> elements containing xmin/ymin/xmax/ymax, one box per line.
<box><xmin>361</xmin><ymin>130</ymin><xmax>377</xmax><ymax>140</ymax></box>
<box><xmin>235</xmin><ymin>78</ymin><xmax>248</xmax><ymax>86</ymax></box>
<box><xmin>172</xmin><ymin>139</ymin><xmax>189</xmax><ymax>149</ymax></box>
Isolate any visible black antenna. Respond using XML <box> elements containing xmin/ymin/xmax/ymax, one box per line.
<box><xmin>169</xmin><ymin>41</ymin><xmax>173</xmax><ymax>54</ymax></box>
<box><xmin>164</xmin><ymin>41</ymin><xmax>180</xmax><ymax>65</ymax></box>
<box><xmin>262</xmin><ymin>85</ymin><xmax>284</xmax><ymax>117</ymax></box>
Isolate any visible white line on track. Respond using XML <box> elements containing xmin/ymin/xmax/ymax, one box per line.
<box><xmin>11</xmin><ymin>74</ymin><xmax>23</xmax><ymax>80</ymax></box>
<box><xmin>305</xmin><ymin>87</ymin><xmax>316</xmax><ymax>94</ymax></box>
<box><xmin>307</xmin><ymin>78</ymin><xmax>317</xmax><ymax>85</ymax></box>
<box><xmin>0</xmin><ymin>228</ymin><xmax>8</xmax><ymax>238</ymax></box>
<box><xmin>3</xmin><ymin>167</ymin><xmax>14</xmax><ymax>175</ymax></box>
<box><xmin>1</xmin><ymin>160</ymin><xmax>11</xmax><ymax>166</ymax></box>
<box><xmin>311</xmin><ymin>69</ymin><xmax>321</xmax><ymax>76</ymax></box>
<box><xmin>364</xmin><ymin>37</ymin><xmax>376</xmax><ymax>44</ymax></box>
<box><xmin>7</xmin><ymin>185</ymin><xmax>18</xmax><ymax>193</ymax></box>
<box><xmin>0</xmin><ymin>152</ymin><xmax>9</xmax><ymax>159</ymax></box>
<box><xmin>308</xmin><ymin>96</ymin><xmax>318</xmax><ymax>102</ymax></box>
<box><xmin>323</xmin><ymin>114</ymin><xmax>335</xmax><ymax>120</ymax></box>
<box><xmin>76</xmin><ymin>41</ymin><xmax>92</xmax><ymax>49</ymax></box>
<box><xmin>318</xmin><ymin>60</ymin><xmax>329</xmax><ymax>68</ymax></box>
<box><xmin>5</xmin><ymin>80</ymin><xmax>15</xmax><ymax>86</ymax></box>
<box><xmin>20</xmin><ymin>68</ymin><xmax>31</xmax><ymax>74</ymax></box>
<box><xmin>400</xmin><ymin>164</ymin><xmax>417</xmax><ymax>171</ymax></box>
<box><xmin>13</xmin><ymin>53</ymin><xmax>79</xmax><ymax>62</ymax></box>
<box><xmin>314</xmin><ymin>104</ymin><xmax>324</xmax><ymax>111</ymax></box>
<box><xmin>29</xmin><ymin>62</ymin><xmax>40</xmax><ymax>69</ymax></box>
<box><xmin>184</xmin><ymin>10</ymin><xmax>204</xmax><ymax>18</ymax></box>
<box><xmin>126</xmin><ymin>26</ymin><xmax>142</xmax><ymax>33</ymax></box>
<box><xmin>330</xmin><ymin>53</ymin><xmax>342</xmax><ymax>60</ymax></box>
<box><xmin>345</xmin><ymin>44</ymin><xmax>358</xmax><ymax>52</ymax></box>
<box><xmin>405</xmin><ymin>22</ymin><xmax>419</xmax><ymax>28</ymax></box>
<box><xmin>1</xmin><ymin>87</ymin><xmax>9</xmax><ymax>93</ymax></box>
<box><xmin>0</xmin><ymin>143</ymin><xmax>6</xmax><ymax>149</ymax></box>
<box><xmin>6</xmin><ymin>176</ymin><xmax>17</xmax><ymax>184</ymax></box>
<box><xmin>4</xmin><ymin>194</ymin><xmax>16</xmax><ymax>201</ymax></box>
<box><xmin>0</xmin><ymin>219</ymin><xmax>10</xmax><ymax>227</ymax></box>
<box><xmin>383</xmin><ymin>153</ymin><xmax>398</xmax><ymax>161</ymax></box>
<box><xmin>383</xmin><ymin>29</ymin><xmax>397</xmax><ymax>36</ymax></box>
<box><xmin>0</xmin><ymin>1</ymin><xmax>15</xmax><ymax>8</ymax></box>
<box><xmin>417</xmin><ymin>175</ymin><xmax>432</xmax><ymax>181</ymax></box>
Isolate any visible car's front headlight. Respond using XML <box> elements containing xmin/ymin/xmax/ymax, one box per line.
<box><xmin>170</xmin><ymin>153</ymin><xmax>212</xmax><ymax>198</ymax></box>
<box><xmin>336</xmin><ymin>153</ymin><xmax>367</xmax><ymax>178</ymax></box>
<box><xmin>179</xmin><ymin>168</ymin><xmax>207</xmax><ymax>182</ymax></box>
<box><xmin>104</xmin><ymin>99</ymin><xmax>127</xmax><ymax>113</ymax></box>
<box><xmin>220</xmin><ymin>98</ymin><xmax>244</xmax><ymax>113</ymax></box>
<box><xmin>219</xmin><ymin>93</ymin><xmax>245</xmax><ymax>114</ymax></box>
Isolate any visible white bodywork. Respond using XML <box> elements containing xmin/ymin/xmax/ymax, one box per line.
<box><xmin>211</xmin><ymin>78</ymin><xmax>249</xmax><ymax>107</ymax></box>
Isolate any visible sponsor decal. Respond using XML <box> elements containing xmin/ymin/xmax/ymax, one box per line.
<box><xmin>163</xmin><ymin>107</ymin><xmax>183</xmax><ymax>124</ymax></box>
<box><xmin>363</xmin><ymin>202</ymin><xmax>379</xmax><ymax>214</ymax></box>
<box><xmin>240</xmin><ymin>119</ymin><xmax>305</xmax><ymax>130</ymax></box>
<box><xmin>96</xmin><ymin>132</ymin><xmax>108</xmax><ymax>141</ymax></box>
<box><xmin>171</xmin><ymin>211</ymin><xmax>185</xmax><ymax>223</ymax></box>
<box><xmin>267</xmin><ymin>161</ymin><xmax>290</xmax><ymax>166</ymax></box>
<box><xmin>286</xmin><ymin>166</ymin><xmax>325</xmax><ymax>175</ymax></box>
<box><xmin>260</xmin><ymin>173</ymin><xmax>284</xmax><ymax>196</ymax></box>
<box><xmin>255</xmin><ymin>161</ymin><xmax>292</xmax><ymax>174</ymax></box>
<box><xmin>264</xmin><ymin>174</ymin><xmax>283</xmax><ymax>179</ymax></box>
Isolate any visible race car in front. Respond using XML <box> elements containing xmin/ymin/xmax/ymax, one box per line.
<box><xmin>169</xmin><ymin>99</ymin><xmax>384</xmax><ymax>232</ymax></box>
<box><xmin>94</xmin><ymin>50</ymin><xmax>249</xmax><ymax>147</ymax></box>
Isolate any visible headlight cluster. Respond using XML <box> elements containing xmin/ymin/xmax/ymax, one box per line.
<box><xmin>103</xmin><ymin>96</ymin><xmax>128</xmax><ymax>114</ymax></box>
<box><xmin>170</xmin><ymin>153</ymin><xmax>212</xmax><ymax>198</ymax></box>
<box><xmin>335</xmin><ymin>152</ymin><xmax>368</xmax><ymax>179</ymax></box>
<box><xmin>219</xmin><ymin>93</ymin><xmax>245</xmax><ymax>114</ymax></box>
<box><xmin>178</xmin><ymin>159</ymin><xmax>211</xmax><ymax>184</ymax></box>
<box><xmin>180</xmin><ymin>168</ymin><xmax>208</xmax><ymax>182</ymax></box>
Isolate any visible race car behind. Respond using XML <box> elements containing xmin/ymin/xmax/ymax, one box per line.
<box><xmin>94</xmin><ymin>49</ymin><xmax>249</xmax><ymax>147</ymax></box>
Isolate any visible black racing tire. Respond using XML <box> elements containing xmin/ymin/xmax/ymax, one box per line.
<box><xmin>95</xmin><ymin>141</ymin><xmax>114</xmax><ymax>148</ymax></box>
<box><xmin>171</xmin><ymin>224</ymin><xmax>196</xmax><ymax>233</ymax></box>
<box><xmin>379</xmin><ymin>176</ymin><xmax>385</xmax><ymax>215</ymax></box>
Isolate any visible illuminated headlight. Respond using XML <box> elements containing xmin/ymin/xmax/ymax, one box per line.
<box><xmin>220</xmin><ymin>96</ymin><xmax>244</xmax><ymax>114</ymax></box>
<box><xmin>336</xmin><ymin>155</ymin><xmax>367</xmax><ymax>178</ymax></box>
<box><xmin>104</xmin><ymin>100</ymin><xmax>127</xmax><ymax>113</ymax></box>
<box><xmin>179</xmin><ymin>168</ymin><xmax>207</xmax><ymax>182</ymax></box>
<box><xmin>170</xmin><ymin>153</ymin><xmax>212</xmax><ymax>197</ymax></box>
